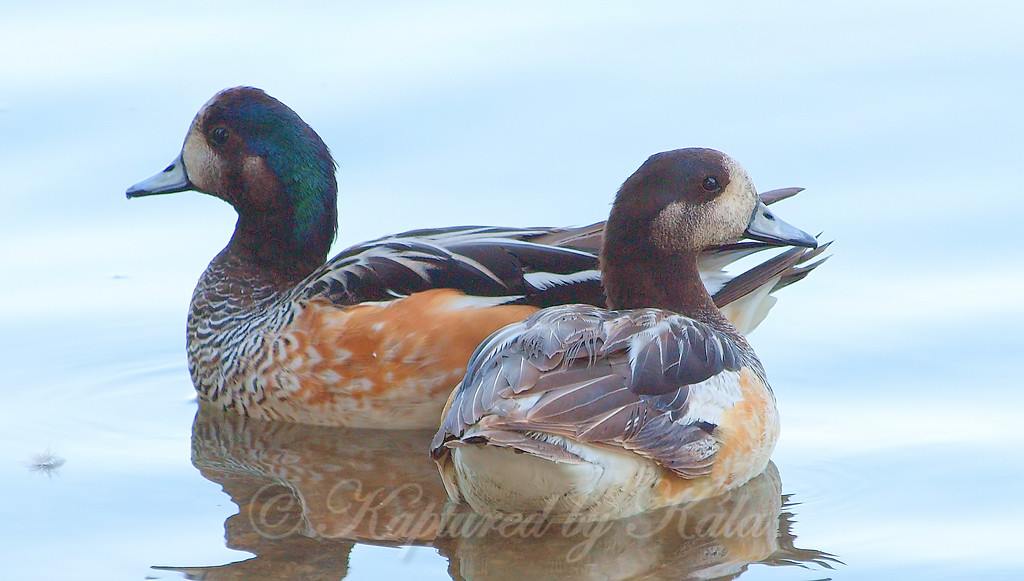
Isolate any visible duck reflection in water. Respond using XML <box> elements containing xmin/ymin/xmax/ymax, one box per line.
<box><xmin>157</xmin><ymin>405</ymin><xmax>838</xmax><ymax>580</ymax></box>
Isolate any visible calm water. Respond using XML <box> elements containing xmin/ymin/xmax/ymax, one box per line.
<box><xmin>2</xmin><ymin>2</ymin><xmax>1022</xmax><ymax>579</ymax></box>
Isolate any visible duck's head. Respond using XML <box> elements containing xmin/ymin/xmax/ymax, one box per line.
<box><xmin>606</xmin><ymin>148</ymin><xmax>817</xmax><ymax>255</ymax></box>
<box><xmin>127</xmin><ymin>87</ymin><xmax>337</xmax><ymax>266</ymax></box>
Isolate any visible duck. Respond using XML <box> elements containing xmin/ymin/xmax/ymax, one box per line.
<box><xmin>430</xmin><ymin>148</ymin><xmax>822</xmax><ymax>520</ymax></box>
<box><xmin>127</xmin><ymin>87</ymin><xmax>827</xmax><ymax>429</ymax></box>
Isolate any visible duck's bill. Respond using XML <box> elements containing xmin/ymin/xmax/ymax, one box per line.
<box><xmin>744</xmin><ymin>200</ymin><xmax>818</xmax><ymax>248</ymax></box>
<box><xmin>126</xmin><ymin>153</ymin><xmax>192</xmax><ymax>198</ymax></box>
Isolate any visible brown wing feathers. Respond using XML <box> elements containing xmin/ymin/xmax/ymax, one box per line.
<box><xmin>711</xmin><ymin>241</ymin><xmax>831</xmax><ymax>308</ymax></box>
<box><xmin>432</xmin><ymin>308</ymin><xmax>748</xmax><ymax>478</ymax></box>
<box><xmin>298</xmin><ymin>188</ymin><xmax>820</xmax><ymax>314</ymax></box>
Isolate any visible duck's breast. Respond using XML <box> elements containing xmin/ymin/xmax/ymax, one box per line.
<box><xmin>227</xmin><ymin>289</ymin><xmax>538</xmax><ymax>427</ymax></box>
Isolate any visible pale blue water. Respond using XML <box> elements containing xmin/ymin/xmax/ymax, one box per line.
<box><xmin>2</xmin><ymin>1</ymin><xmax>1022</xmax><ymax>579</ymax></box>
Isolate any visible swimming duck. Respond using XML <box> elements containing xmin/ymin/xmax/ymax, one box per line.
<box><xmin>127</xmin><ymin>87</ymin><xmax>825</xmax><ymax>429</ymax></box>
<box><xmin>431</xmin><ymin>148</ymin><xmax>820</xmax><ymax>519</ymax></box>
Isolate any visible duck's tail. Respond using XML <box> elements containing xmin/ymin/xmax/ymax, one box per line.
<box><xmin>711</xmin><ymin>241</ymin><xmax>831</xmax><ymax>335</ymax></box>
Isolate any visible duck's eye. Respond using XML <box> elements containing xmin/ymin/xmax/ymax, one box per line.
<box><xmin>702</xmin><ymin>176</ymin><xmax>720</xmax><ymax>192</ymax></box>
<box><xmin>210</xmin><ymin>127</ymin><xmax>230</xmax><ymax>146</ymax></box>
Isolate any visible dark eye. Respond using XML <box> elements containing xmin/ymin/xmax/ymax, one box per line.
<box><xmin>702</xmin><ymin>176</ymin><xmax>720</xmax><ymax>192</ymax></box>
<box><xmin>210</xmin><ymin>127</ymin><xmax>229</xmax><ymax>146</ymax></box>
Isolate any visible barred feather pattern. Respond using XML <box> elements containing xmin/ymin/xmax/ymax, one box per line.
<box><xmin>187</xmin><ymin>251</ymin><xmax>303</xmax><ymax>414</ymax></box>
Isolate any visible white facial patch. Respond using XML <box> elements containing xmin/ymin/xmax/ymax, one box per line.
<box><xmin>649</xmin><ymin>154</ymin><xmax>759</xmax><ymax>252</ymax></box>
<box><xmin>181</xmin><ymin>92</ymin><xmax>232</xmax><ymax>195</ymax></box>
<box><xmin>182</xmin><ymin>127</ymin><xmax>221</xmax><ymax>194</ymax></box>
<box><xmin>715</xmin><ymin>155</ymin><xmax>758</xmax><ymax>237</ymax></box>
<box><xmin>650</xmin><ymin>201</ymin><xmax>701</xmax><ymax>252</ymax></box>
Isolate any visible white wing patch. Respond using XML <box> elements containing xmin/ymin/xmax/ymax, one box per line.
<box><xmin>524</xmin><ymin>269</ymin><xmax>601</xmax><ymax>291</ymax></box>
<box><xmin>444</xmin><ymin>294</ymin><xmax>526</xmax><ymax>310</ymax></box>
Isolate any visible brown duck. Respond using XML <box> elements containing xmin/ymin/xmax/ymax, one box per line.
<box><xmin>127</xmin><ymin>88</ymin><xmax>826</xmax><ymax>428</ymax></box>
<box><xmin>432</xmin><ymin>148</ymin><xmax>821</xmax><ymax>518</ymax></box>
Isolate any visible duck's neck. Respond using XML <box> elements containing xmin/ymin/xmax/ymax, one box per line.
<box><xmin>222</xmin><ymin>207</ymin><xmax>331</xmax><ymax>288</ymax></box>
<box><xmin>602</xmin><ymin>250</ymin><xmax>723</xmax><ymax>320</ymax></box>
<box><xmin>215</xmin><ymin>163</ymin><xmax>337</xmax><ymax>293</ymax></box>
<box><xmin>600</xmin><ymin>191</ymin><xmax>738</xmax><ymax>331</ymax></box>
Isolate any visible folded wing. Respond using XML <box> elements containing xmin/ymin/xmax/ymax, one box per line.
<box><xmin>292</xmin><ymin>188</ymin><xmax>828</xmax><ymax>333</ymax></box>
<box><xmin>431</xmin><ymin>306</ymin><xmax>757</xmax><ymax>479</ymax></box>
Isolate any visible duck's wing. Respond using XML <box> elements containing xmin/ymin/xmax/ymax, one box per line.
<box><xmin>295</xmin><ymin>187</ymin><xmax>828</xmax><ymax>320</ymax></box>
<box><xmin>527</xmin><ymin>221</ymin><xmax>605</xmax><ymax>253</ymax></box>
<box><xmin>297</xmin><ymin>225</ymin><xmax>604</xmax><ymax>308</ymax></box>
<box><xmin>431</xmin><ymin>306</ymin><xmax>752</xmax><ymax>479</ymax></box>
<box><xmin>709</xmin><ymin>241</ymin><xmax>831</xmax><ymax>334</ymax></box>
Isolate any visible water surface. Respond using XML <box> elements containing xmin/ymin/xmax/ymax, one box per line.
<box><xmin>2</xmin><ymin>1</ymin><xmax>1022</xmax><ymax>579</ymax></box>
